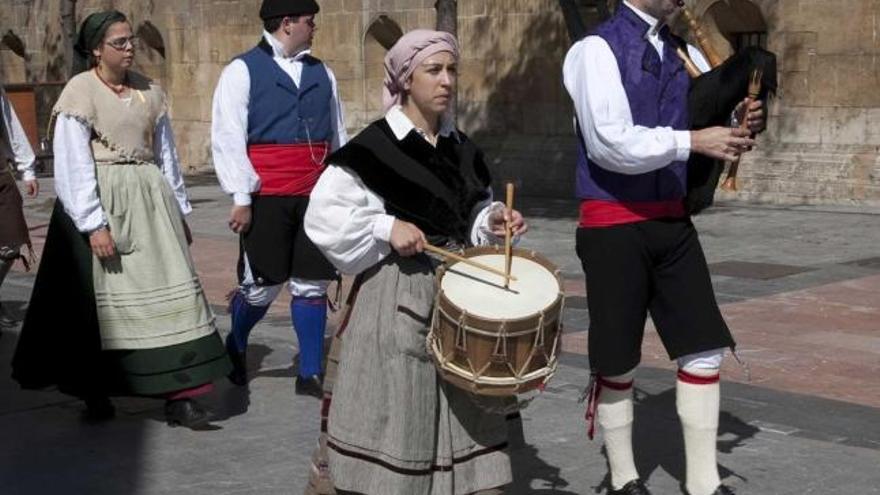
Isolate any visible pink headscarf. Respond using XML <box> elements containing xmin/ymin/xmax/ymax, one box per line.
<box><xmin>383</xmin><ymin>29</ymin><xmax>460</xmax><ymax>112</ymax></box>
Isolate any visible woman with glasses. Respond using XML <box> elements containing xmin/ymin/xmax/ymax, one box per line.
<box><xmin>12</xmin><ymin>10</ymin><xmax>230</xmax><ymax>428</ymax></box>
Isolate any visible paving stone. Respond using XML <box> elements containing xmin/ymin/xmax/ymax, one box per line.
<box><xmin>3</xmin><ymin>176</ymin><xmax>880</xmax><ymax>494</ymax></box>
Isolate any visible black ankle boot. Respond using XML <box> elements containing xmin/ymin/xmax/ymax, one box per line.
<box><xmin>83</xmin><ymin>396</ymin><xmax>116</xmax><ymax>422</ymax></box>
<box><xmin>710</xmin><ymin>486</ymin><xmax>735</xmax><ymax>495</ymax></box>
<box><xmin>225</xmin><ymin>334</ymin><xmax>247</xmax><ymax>386</ymax></box>
<box><xmin>164</xmin><ymin>399</ymin><xmax>211</xmax><ymax>428</ymax></box>
<box><xmin>610</xmin><ymin>479</ymin><xmax>652</xmax><ymax>495</ymax></box>
<box><xmin>295</xmin><ymin>374</ymin><xmax>323</xmax><ymax>398</ymax></box>
<box><xmin>685</xmin><ymin>485</ymin><xmax>735</xmax><ymax>495</ymax></box>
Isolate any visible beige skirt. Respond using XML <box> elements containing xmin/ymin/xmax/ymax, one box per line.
<box><xmin>92</xmin><ymin>163</ymin><xmax>215</xmax><ymax>350</ymax></box>
<box><xmin>327</xmin><ymin>255</ymin><xmax>514</xmax><ymax>495</ymax></box>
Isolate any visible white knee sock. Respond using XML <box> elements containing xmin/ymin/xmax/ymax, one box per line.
<box><xmin>676</xmin><ymin>367</ymin><xmax>722</xmax><ymax>495</ymax></box>
<box><xmin>597</xmin><ymin>369</ymin><xmax>638</xmax><ymax>490</ymax></box>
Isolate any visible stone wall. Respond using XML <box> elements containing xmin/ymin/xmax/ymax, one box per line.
<box><xmin>700</xmin><ymin>0</ymin><xmax>880</xmax><ymax>205</ymax></box>
<box><xmin>2</xmin><ymin>0</ymin><xmax>879</xmax><ymax>205</ymax></box>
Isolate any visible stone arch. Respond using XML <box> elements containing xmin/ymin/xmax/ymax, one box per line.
<box><xmin>0</xmin><ymin>30</ymin><xmax>28</xmax><ymax>83</ymax></box>
<box><xmin>361</xmin><ymin>14</ymin><xmax>402</xmax><ymax>126</ymax></box>
<box><xmin>133</xmin><ymin>20</ymin><xmax>167</xmax><ymax>81</ymax></box>
<box><xmin>685</xmin><ymin>0</ymin><xmax>769</xmax><ymax>60</ymax></box>
<box><xmin>707</xmin><ymin>0</ymin><xmax>767</xmax><ymax>50</ymax></box>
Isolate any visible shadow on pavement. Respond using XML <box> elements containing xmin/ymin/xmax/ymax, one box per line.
<box><xmin>0</xmin><ymin>306</ymin><xmax>150</xmax><ymax>494</ymax></box>
<box><xmin>508</xmin><ymin>415</ymin><xmax>580</xmax><ymax>494</ymax></box>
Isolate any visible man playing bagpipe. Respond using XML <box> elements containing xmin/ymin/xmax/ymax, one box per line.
<box><xmin>563</xmin><ymin>0</ymin><xmax>774</xmax><ymax>494</ymax></box>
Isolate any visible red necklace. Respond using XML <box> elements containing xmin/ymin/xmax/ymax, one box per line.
<box><xmin>94</xmin><ymin>67</ymin><xmax>128</xmax><ymax>95</ymax></box>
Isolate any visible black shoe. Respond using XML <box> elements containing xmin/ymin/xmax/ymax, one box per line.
<box><xmin>710</xmin><ymin>486</ymin><xmax>735</xmax><ymax>495</ymax></box>
<box><xmin>164</xmin><ymin>399</ymin><xmax>211</xmax><ymax>428</ymax></box>
<box><xmin>295</xmin><ymin>374</ymin><xmax>323</xmax><ymax>398</ymax></box>
<box><xmin>225</xmin><ymin>334</ymin><xmax>247</xmax><ymax>386</ymax></box>
<box><xmin>610</xmin><ymin>479</ymin><xmax>652</xmax><ymax>495</ymax></box>
<box><xmin>684</xmin><ymin>485</ymin><xmax>735</xmax><ymax>495</ymax></box>
<box><xmin>83</xmin><ymin>396</ymin><xmax>116</xmax><ymax>422</ymax></box>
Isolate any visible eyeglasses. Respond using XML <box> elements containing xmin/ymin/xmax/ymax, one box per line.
<box><xmin>105</xmin><ymin>36</ymin><xmax>139</xmax><ymax>50</ymax></box>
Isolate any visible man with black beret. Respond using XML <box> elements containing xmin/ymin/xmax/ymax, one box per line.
<box><xmin>211</xmin><ymin>0</ymin><xmax>347</xmax><ymax>397</ymax></box>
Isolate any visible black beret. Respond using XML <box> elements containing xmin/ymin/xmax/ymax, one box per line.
<box><xmin>259</xmin><ymin>0</ymin><xmax>320</xmax><ymax>20</ymax></box>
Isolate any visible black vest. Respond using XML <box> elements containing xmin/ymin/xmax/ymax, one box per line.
<box><xmin>328</xmin><ymin>119</ymin><xmax>492</xmax><ymax>247</ymax></box>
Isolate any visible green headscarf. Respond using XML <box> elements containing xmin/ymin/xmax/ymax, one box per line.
<box><xmin>72</xmin><ymin>10</ymin><xmax>128</xmax><ymax>75</ymax></box>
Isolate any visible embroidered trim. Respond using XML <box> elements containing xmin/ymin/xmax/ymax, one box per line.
<box><xmin>327</xmin><ymin>440</ymin><xmax>508</xmax><ymax>476</ymax></box>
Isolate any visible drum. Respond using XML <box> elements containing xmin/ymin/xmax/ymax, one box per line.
<box><xmin>428</xmin><ymin>245</ymin><xmax>564</xmax><ymax>396</ymax></box>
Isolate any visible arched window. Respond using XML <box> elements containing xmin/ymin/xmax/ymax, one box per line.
<box><xmin>706</xmin><ymin>0</ymin><xmax>768</xmax><ymax>52</ymax></box>
<box><xmin>362</xmin><ymin>15</ymin><xmax>402</xmax><ymax>125</ymax></box>
<box><xmin>1</xmin><ymin>30</ymin><xmax>28</xmax><ymax>83</ymax></box>
<box><xmin>133</xmin><ymin>21</ymin><xmax>166</xmax><ymax>81</ymax></box>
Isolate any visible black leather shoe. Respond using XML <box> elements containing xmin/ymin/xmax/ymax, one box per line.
<box><xmin>164</xmin><ymin>399</ymin><xmax>211</xmax><ymax>428</ymax></box>
<box><xmin>610</xmin><ymin>479</ymin><xmax>652</xmax><ymax>495</ymax></box>
<box><xmin>295</xmin><ymin>374</ymin><xmax>323</xmax><ymax>398</ymax></box>
<box><xmin>710</xmin><ymin>486</ymin><xmax>735</xmax><ymax>495</ymax></box>
<box><xmin>685</xmin><ymin>485</ymin><xmax>735</xmax><ymax>495</ymax></box>
<box><xmin>225</xmin><ymin>334</ymin><xmax>247</xmax><ymax>386</ymax></box>
<box><xmin>83</xmin><ymin>396</ymin><xmax>116</xmax><ymax>422</ymax></box>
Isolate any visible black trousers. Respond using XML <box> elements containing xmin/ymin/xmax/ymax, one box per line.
<box><xmin>576</xmin><ymin>217</ymin><xmax>734</xmax><ymax>376</ymax></box>
<box><xmin>238</xmin><ymin>195</ymin><xmax>336</xmax><ymax>285</ymax></box>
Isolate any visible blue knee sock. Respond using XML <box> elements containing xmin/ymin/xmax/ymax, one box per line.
<box><xmin>291</xmin><ymin>296</ymin><xmax>327</xmax><ymax>378</ymax></box>
<box><xmin>228</xmin><ymin>292</ymin><xmax>270</xmax><ymax>352</ymax></box>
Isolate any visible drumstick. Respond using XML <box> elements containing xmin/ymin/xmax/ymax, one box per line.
<box><xmin>504</xmin><ymin>182</ymin><xmax>514</xmax><ymax>289</ymax></box>
<box><xmin>424</xmin><ymin>244</ymin><xmax>517</xmax><ymax>282</ymax></box>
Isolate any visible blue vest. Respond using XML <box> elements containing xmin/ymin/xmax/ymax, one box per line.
<box><xmin>238</xmin><ymin>42</ymin><xmax>333</xmax><ymax>145</ymax></box>
<box><xmin>575</xmin><ymin>5</ymin><xmax>690</xmax><ymax>202</ymax></box>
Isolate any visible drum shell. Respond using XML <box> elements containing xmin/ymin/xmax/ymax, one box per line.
<box><xmin>430</xmin><ymin>246</ymin><xmax>564</xmax><ymax>396</ymax></box>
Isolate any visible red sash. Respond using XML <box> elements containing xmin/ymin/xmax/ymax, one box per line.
<box><xmin>578</xmin><ymin>199</ymin><xmax>685</xmax><ymax>228</ymax></box>
<box><xmin>248</xmin><ymin>143</ymin><xmax>329</xmax><ymax>196</ymax></box>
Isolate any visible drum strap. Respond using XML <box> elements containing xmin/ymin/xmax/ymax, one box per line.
<box><xmin>335</xmin><ymin>273</ymin><xmax>365</xmax><ymax>338</ymax></box>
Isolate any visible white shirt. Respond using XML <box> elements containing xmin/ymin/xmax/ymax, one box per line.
<box><xmin>211</xmin><ymin>32</ymin><xmax>349</xmax><ymax>206</ymax></box>
<box><xmin>1</xmin><ymin>88</ymin><xmax>36</xmax><ymax>181</ymax></box>
<box><xmin>53</xmin><ymin>111</ymin><xmax>192</xmax><ymax>233</ymax></box>
<box><xmin>304</xmin><ymin>106</ymin><xmax>505</xmax><ymax>276</ymax></box>
<box><xmin>562</xmin><ymin>0</ymin><xmax>711</xmax><ymax>175</ymax></box>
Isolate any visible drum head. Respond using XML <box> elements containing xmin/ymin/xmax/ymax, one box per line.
<box><xmin>440</xmin><ymin>253</ymin><xmax>560</xmax><ymax>320</ymax></box>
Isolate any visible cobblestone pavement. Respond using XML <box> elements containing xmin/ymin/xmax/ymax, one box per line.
<box><xmin>1</xmin><ymin>176</ymin><xmax>878</xmax><ymax>494</ymax></box>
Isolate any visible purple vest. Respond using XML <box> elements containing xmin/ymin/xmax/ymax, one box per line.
<box><xmin>575</xmin><ymin>5</ymin><xmax>690</xmax><ymax>202</ymax></box>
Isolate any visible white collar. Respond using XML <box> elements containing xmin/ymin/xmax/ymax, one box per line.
<box><xmin>622</xmin><ymin>0</ymin><xmax>662</xmax><ymax>36</ymax></box>
<box><xmin>384</xmin><ymin>105</ymin><xmax>458</xmax><ymax>143</ymax></box>
<box><xmin>263</xmin><ymin>31</ymin><xmax>311</xmax><ymax>60</ymax></box>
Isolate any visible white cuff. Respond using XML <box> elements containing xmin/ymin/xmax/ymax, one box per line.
<box><xmin>372</xmin><ymin>214</ymin><xmax>396</xmax><ymax>243</ymax></box>
<box><xmin>178</xmin><ymin>201</ymin><xmax>193</xmax><ymax>216</ymax></box>
<box><xmin>21</xmin><ymin>170</ymin><xmax>36</xmax><ymax>182</ymax></box>
<box><xmin>233</xmin><ymin>192</ymin><xmax>252</xmax><ymax>206</ymax></box>
<box><xmin>673</xmin><ymin>130</ymin><xmax>691</xmax><ymax>162</ymax></box>
<box><xmin>79</xmin><ymin>213</ymin><xmax>109</xmax><ymax>234</ymax></box>
<box><xmin>473</xmin><ymin>201</ymin><xmax>507</xmax><ymax>246</ymax></box>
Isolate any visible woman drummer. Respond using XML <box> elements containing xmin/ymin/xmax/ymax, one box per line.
<box><xmin>304</xmin><ymin>29</ymin><xmax>527</xmax><ymax>494</ymax></box>
<box><xmin>12</xmin><ymin>10</ymin><xmax>230</xmax><ymax>428</ymax></box>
